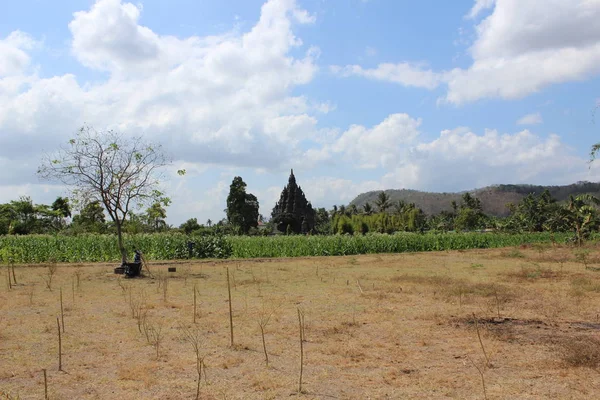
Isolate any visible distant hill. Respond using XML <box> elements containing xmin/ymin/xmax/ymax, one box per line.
<box><xmin>349</xmin><ymin>181</ymin><xmax>600</xmax><ymax>217</ymax></box>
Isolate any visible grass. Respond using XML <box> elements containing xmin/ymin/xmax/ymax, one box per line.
<box><xmin>560</xmin><ymin>337</ymin><xmax>600</xmax><ymax>368</ymax></box>
<box><xmin>2</xmin><ymin>245</ymin><xmax>600</xmax><ymax>398</ymax></box>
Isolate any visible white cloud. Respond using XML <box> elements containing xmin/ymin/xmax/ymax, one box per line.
<box><xmin>328</xmin><ymin>113</ymin><xmax>422</xmax><ymax>169</ymax></box>
<box><xmin>0</xmin><ymin>0</ymin><xmax>321</xmax><ymax>185</ymax></box>
<box><xmin>445</xmin><ymin>0</ymin><xmax>600</xmax><ymax>104</ymax></box>
<box><xmin>2</xmin><ymin>0</ymin><xmax>599</xmax><ymax>225</ymax></box>
<box><xmin>335</xmin><ymin>0</ymin><xmax>600</xmax><ymax>105</ymax></box>
<box><xmin>332</xmin><ymin>63</ymin><xmax>442</xmax><ymax>90</ymax></box>
<box><xmin>517</xmin><ymin>112</ymin><xmax>543</xmax><ymax>125</ymax></box>
<box><xmin>381</xmin><ymin>127</ymin><xmax>596</xmax><ymax>191</ymax></box>
<box><xmin>314</xmin><ymin>113</ymin><xmax>599</xmax><ymax>194</ymax></box>
<box><xmin>69</xmin><ymin>0</ymin><xmax>160</xmax><ymax>72</ymax></box>
<box><xmin>466</xmin><ymin>0</ymin><xmax>496</xmax><ymax>19</ymax></box>
<box><xmin>0</xmin><ymin>31</ymin><xmax>36</xmax><ymax>77</ymax></box>
<box><xmin>302</xmin><ymin>177</ymin><xmax>382</xmax><ymax>207</ymax></box>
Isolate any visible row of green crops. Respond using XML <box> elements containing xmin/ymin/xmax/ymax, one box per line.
<box><xmin>229</xmin><ymin>232</ymin><xmax>574</xmax><ymax>258</ymax></box>
<box><xmin>0</xmin><ymin>232</ymin><xmax>575</xmax><ymax>264</ymax></box>
<box><xmin>0</xmin><ymin>233</ymin><xmax>232</xmax><ymax>264</ymax></box>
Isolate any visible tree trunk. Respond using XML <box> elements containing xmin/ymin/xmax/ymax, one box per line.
<box><xmin>116</xmin><ymin>220</ymin><xmax>127</xmax><ymax>263</ymax></box>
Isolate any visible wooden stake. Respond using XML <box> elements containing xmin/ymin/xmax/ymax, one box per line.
<box><xmin>60</xmin><ymin>288</ymin><xmax>65</xmax><ymax>333</ymax></box>
<box><xmin>473</xmin><ymin>313</ymin><xmax>490</xmax><ymax>367</ymax></box>
<box><xmin>43</xmin><ymin>369</ymin><xmax>48</xmax><ymax>399</ymax></box>
<box><xmin>356</xmin><ymin>279</ymin><xmax>364</xmax><ymax>294</ymax></box>
<box><xmin>227</xmin><ymin>267</ymin><xmax>234</xmax><ymax>347</ymax></box>
<box><xmin>57</xmin><ymin>317</ymin><xmax>62</xmax><ymax>371</ymax></box>
<box><xmin>261</xmin><ymin>325</ymin><xmax>269</xmax><ymax>367</ymax></box>
<box><xmin>297</xmin><ymin>308</ymin><xmax>304</xmax><ymax>393</ymax></box>
<box><xmin>193</xmin><ymin>283</ymin><xmax>197</xmax><ymax>324</ymax></box>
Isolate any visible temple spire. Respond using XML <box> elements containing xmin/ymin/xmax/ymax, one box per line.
<box><xmin>271</xmin><ymin>170</ymin><xmax>315</xmax><ymax>234</ymax></box>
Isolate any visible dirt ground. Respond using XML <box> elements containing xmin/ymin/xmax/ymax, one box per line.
<box><xmin>2</xmin><ymin>244</ymin><xmax>600</xmax><ymax>399</ymax></box>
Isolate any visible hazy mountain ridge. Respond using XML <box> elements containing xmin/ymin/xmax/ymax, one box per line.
<box><xmin>349</xmin><ymin>181</ymin><xmax>600</xmax><ymax>217</ymax></box>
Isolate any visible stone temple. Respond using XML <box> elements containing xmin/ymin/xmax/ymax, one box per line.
<box><xmin>271</xmin><ymin>170</ymin><xmax>316</xmax><ymax>234</ymax></box>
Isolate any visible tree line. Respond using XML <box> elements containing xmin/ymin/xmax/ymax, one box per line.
<box><xmin>4</xmin><ymin>186</ymin><xmax>599</xmax><ymax>246</ymax></box>
<box><xmin>1</xmin><ymin>125</ymin><xmax>597</xmax><ymax>251</ymax></box>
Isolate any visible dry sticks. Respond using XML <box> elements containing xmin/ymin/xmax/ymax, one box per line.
<box><xmin>56</xmin><ymin>317</ymin><xmax>62</xmax><ymax>371</ymax></box>
<box><xmin>297</xmin><ymin>307</ymin><xmax>306</xmax><ymax>394</ymax></box>
<box><xmin>60</xmin><ymin>288</ymin><xmax>65</xmax><ymax>333</ymax></box>
<box><xmin>227</xmin><ymin>267</ymin><xmax>234</xmax><ymax>347</ymax></box>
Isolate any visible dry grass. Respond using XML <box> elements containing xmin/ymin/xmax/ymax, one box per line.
<box><xmin>2</xmin><ymin>245</ymin><xmax>600</xmax><ymax>399</ymax></box>
<box><xmin>559</xmin><ymin>337</ymin><xmax>600</xmax><ymax>368</ymax></box>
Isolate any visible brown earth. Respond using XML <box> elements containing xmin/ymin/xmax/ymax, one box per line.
<box><xmin>2</xmin><ymin>244</ymin><xmax>600</xmax><ymax>399</ymax></box>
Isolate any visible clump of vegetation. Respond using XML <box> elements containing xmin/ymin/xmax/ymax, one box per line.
<box><xmin>503</xmin><ymin>248</ymin><xmax>525</xmax><ymax>258</ymax></box>
<box><xmin>574</xmin><ymin>249</ymin><xmax>591</xmax><ymax>269</ymax></box>
<box><xmin>570</xmin><ymin>277</ymin><xmax>600</xmax><ymax>293</ymax></box>
<box><xmin>506</xmin><ymin>264</ymin><xmax>560</xmax><ymax>280</ymax></box>
<box><xmin>560</xmin><ymin>337</ymin><xmax>600</xmax><ymax>368</ymax></box>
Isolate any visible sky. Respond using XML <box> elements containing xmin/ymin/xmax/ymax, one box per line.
<box><xmin>1</xmin><ymin>0</ymin><xmax>600</xmax><ymax>225</ymax></box>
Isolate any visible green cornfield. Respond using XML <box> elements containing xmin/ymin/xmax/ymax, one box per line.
<box><xmin>0</xmin><ymin>232</ymin><xmax>574</xmax><ymax>264</ymax></box>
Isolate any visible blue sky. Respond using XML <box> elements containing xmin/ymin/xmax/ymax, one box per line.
<box><xmin>1</xmin><ymin>0</ymin><xmax>600</xmax><ymax>225</ymax></box>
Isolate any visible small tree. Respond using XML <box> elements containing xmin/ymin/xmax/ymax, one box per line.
<box><xmin>564</xmin><ymin>194</ymin><xmax>600</xmax><ymax>246</ymax></box>
<box><xmin>180</xmin><ymin>218</ymin><xmax>201</xmax><ymax>235</ymax></box>
<box><xmin>226</xmin><ymin>177</ymin><xmax>259</xmax><ymax>234</ymax></box>
<box><xmin>71</xmin><ymin>200</ymin><xmax>107</xmax><ymax>233</ymax></box>
<box><xmin>38</xmin><ymin>126</ymin><xmax>171</xmax><ymax>263</ymax></box>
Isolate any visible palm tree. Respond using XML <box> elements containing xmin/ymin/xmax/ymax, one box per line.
<box><xmin>349</xmin><ymin>204</ymin><xmax>359</xmax><ymax>215</ymax></box>
<box><xmin>362</xmin><ymin>202</ymin><xmax>373</xmax><ymax>215</ymax></box>
<box><xmin>375</xmin><ymin>191</ymin><xmax>391</xmax><ymax>213</ymax></box>
<box><xmin>338</xmin><ymin>205</ymin><xmax>348</xmax><ymax>217</ymax></box>
<box><xmin>330</xmin><ymin>205</ymin><xmax>338</xmax><ymax>217</ymax></box>
<box><xmin>393</xmin><ymin>200</ymin><xmax>407</xmax><ymax>215</ymax></box>
<box><xmin>450</xmin><ymin>200</ymin><xmax>458</xmax><ymax>214</ymax></box>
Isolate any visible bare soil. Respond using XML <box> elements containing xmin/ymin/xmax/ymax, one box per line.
<box><xmin>2</xmin><ymin>245</ymin><xmax>600</xmax><ymax>399</ymax></box>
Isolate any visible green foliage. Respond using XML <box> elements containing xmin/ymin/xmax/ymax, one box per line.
<box><xmin>331</xmin><ymin>210</ymin><xmax>426</xmax><ymax>234</ymax></box>
<box><xmin>0</xmin><ymin>196</ymin><xmax>70</xmax><ymax>235</ymax></box>
<box><xmin>0</xmin><ymin>233</ymin><xmax>231</xmax><ymax>263</ymax></box>
<box><xmin>226</xmin><ymin>176</ymin><xmax>259</xmax><ymax>234</ymax></box>
<box><xmin>503</xmin><ymin>190</ymin><xmax>560</xmax><ymax>233</ymax></box>
<box><xmin>453</xmin><ymin>193</ymin><xmax>486</xmax><ymax>232</ymax></box>
<box><xmin>145</xmin><ymin>201</ymin><xmax>169</xmax><ymax>232</ymax></box>
<box><xmin>229</xmin><ymin>232</ymin><xmax>572</xmax><ymax>258</ymax></box>
<box><xmin>70</xmin><ymin>200</ymin><xmax>107</xmax><ymax>234</ymax></box>
<box><xmin>180</xmin><ymin>218</ymin><xmax>201</xmax><ymax>234</ymax></box>
<box><xmin>313</xmin><ymin>207</ymin><xmax>331</xmax><ymax>234</ymax></box>
<box><xmin>0</xmin><ymin>232</ymin><xmax>574</xmax><ymax>264</ymax></box>
<box><xmin>375</xmin><ymin>191</ymin><xmax>391</xmax><ymax>212</ymax></box>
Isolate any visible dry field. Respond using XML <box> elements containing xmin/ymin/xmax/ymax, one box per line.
<box><xmin>2</xmin><ymin>244</ymin><xmax>600</xmax><ymax>399</ymax></box>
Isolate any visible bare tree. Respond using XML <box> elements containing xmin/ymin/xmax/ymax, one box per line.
<box><xmin>38</xmin><ymin>126</ymin><xmax>172</xmax><ymax>263</ymax></box>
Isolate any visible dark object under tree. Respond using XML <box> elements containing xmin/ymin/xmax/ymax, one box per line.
<box><xmin>114</xmin><ymin>250</ymin><xmax>143</xmax><ymax>277</ymax></box>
